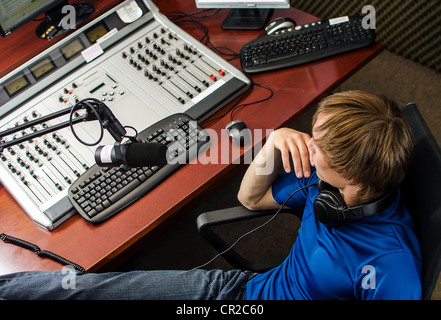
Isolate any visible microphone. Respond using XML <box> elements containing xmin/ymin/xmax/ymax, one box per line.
<box><xmin>99</xmin><ymin>103</ymin><xmax>127</xmax><ymax>142</ymax></box>
<box><xmin>95</xmin><ymin>142</ymin><xmax>168</xmax><ymax>168</ymax></box>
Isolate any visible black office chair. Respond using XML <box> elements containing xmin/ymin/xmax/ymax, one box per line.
<box><xmin>197</xmin><ymin>103</ymin><xmax>441</xmax><ymax>300</ymax></box>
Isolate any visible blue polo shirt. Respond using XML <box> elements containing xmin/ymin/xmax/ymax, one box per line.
<box><xmin>245</xmin><ymin>168</ymin><xmax>422</xmax><ymax>300</ymax></box>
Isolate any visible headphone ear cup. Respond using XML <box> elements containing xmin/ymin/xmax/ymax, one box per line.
<box><xmin>314</xmin><ymin>190</ymin><xmax>346</xmax><ymax>226</ymax></box>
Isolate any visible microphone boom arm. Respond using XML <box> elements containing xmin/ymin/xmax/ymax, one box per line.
<box><xmin>0</xmin><ymin>99</ymin><xmax>128</xmax><ymax>152</ymax></box>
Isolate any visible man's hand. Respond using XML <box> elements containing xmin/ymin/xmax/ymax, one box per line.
<box><xmin>237</xmin><ymin>128</ymin><xmax>312</xmax><ymax>211</ymax></box>
<box><xmin>273</xmin><ymin>128</ymin><xmax>312</xmax><ymax>178</ymax></box>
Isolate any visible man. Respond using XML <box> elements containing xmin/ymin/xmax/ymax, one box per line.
<box><xmin>239</xmin><ymin>90</ymin><xmax>421</xmax><ymax>299</ymax></box>
<box><xmin>0</xmin><ymin>90</ymin><xmax>421</xmax><ymax>299</ymax></box>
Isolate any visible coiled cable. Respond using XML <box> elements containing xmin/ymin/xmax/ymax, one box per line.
<box><xmin>0</xmin><ymin>233</ymin><xmax>87</xmax><ymax>274</ymax></box>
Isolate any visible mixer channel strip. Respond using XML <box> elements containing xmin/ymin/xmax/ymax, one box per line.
<box><xmin>120</xmin><ymin>28</ymin><xmax>230</xmax><ymax>108</ymax></box>
<box><xmin>68</xmin><ymin>113</ymin><xmax>210</xmax><ymax>223</ymax></box>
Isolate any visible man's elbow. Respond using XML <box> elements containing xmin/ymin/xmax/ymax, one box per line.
<box><xmin>237</xmin><ymin>191</ymin><xmax>263</xmax><ymax>211</ymax></box>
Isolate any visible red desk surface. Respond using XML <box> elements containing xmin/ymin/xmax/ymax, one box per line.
<box><xmin>0</xmin><ymin>0</ymin><xmax>382</xmax><ymax>275</ymax></box>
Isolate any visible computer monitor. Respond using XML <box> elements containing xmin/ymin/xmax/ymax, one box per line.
<box><xmin>195</xmin><ymin>0</ymin><xmax>290</xmax><ymax>30</ymax></box>
<box><xmin>0</xmin><ymin>0</ymin><xmax>93</xmax><ymax>39</ymax></box>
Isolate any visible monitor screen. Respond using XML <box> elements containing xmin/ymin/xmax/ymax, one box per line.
<box><xmin>195</xmin><ymin>0</ymin><xmax>290</xmax><ymax>9</ymax></box>
<box><xmin>0</xmin><ymin>0</ymin><xmax>65</xmax><ymax>36</ymax></box>
<box><xmin>195</xmin><ymin>0</ymin><xmax>290</xmax><ymax>29</ymax></box>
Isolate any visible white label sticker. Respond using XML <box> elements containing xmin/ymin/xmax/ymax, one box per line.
<box><xmin>117</xmin><ymin>1</ymin><xmax>143</xmax><ymax>23</ymax></box>
<box><xmin>81</xmin><ymin>43</ymin><xmax>104</xmax><ymax>63</ymax></box>
<box><xmin>329</xmin><ymin>16</ymin><xmax>349</xmax><ymax>25</ymax></box>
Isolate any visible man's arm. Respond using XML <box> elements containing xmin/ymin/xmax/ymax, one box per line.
<box><xmin>237</xmin><ymin>128</ymin><xmax>312</xmax><ymax>211</ymax></box>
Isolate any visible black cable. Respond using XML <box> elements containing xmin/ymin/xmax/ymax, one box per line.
<box><xmin>69</xmin><ymin>98</ymin><xmax>104</xmax><ymax>146</ymax></box>
<box><xmin>229</xmin><ymin>81</ymin><xmax>274</xmax><ymax>122</ymax></box>
<box><xmin>165</xmin><ymin>9</ymin><xmax>274</xmax><ymax>124</ymax></box>
<box><xmin>166</xmin><ymin>9</ymin><xmax>239</xmax><ymax>61</ymax></box>
<box><xmin>0</xmin><ymin>233</ymin><xmax>87</xmax><ymax>273</ymax></box>
<box><xmin>199</xmin><ymin>81</ymin><xmax>253</xmax><ymax>126</ymax></box>
<box><xmin>193</xmin><ymin>183</ymin><xmax>317</xmax><ymax>270</ymax></box>
<box><xmin>200</xmin><ymin>78</ymin><xmax>274</xmax><ymax>126</ymax></box>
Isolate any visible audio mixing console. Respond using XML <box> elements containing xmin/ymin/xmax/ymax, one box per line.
<box><xmin>0</xmin><ymin>0</ymin><xmax>250</xmax><ymax>230</ymax></box>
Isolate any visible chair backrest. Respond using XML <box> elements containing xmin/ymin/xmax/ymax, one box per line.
<box><xmin>401</xmin><ymin>103</ymin><xmax>441</xmax><ymax>300</ymax></box>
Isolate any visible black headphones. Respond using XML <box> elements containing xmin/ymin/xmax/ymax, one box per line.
<box><xmin>313</xmin><ymin>180</ymin><xmax>397</xmax><ymax>227</ymax></box>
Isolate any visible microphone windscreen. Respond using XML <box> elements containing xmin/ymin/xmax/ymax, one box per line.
<box><xmin>125</xmin><ymin>143</ymin><xmax>168</xmax><ymax>167</ymax></box>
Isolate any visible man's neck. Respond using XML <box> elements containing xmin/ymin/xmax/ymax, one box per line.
<box><xmin>339</xmin><ymin>184</ymin><xmax>363</xmax><ymax>207</ymax></box>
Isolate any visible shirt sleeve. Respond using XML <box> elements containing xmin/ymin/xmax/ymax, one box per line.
<box><xmin>271</xmin><ymin>168</ymin><xmax>318</xmax><ymax>211</ymax></box>
<box><xmin>355</xmin><ymin>252</ymin><xmax>422</xmax><ymax>300</ymax></box>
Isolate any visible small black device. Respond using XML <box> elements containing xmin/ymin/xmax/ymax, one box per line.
<box><xmin>0</xmin><ymin>0</ymin><xmax>93</xmax><ymax>39</ymax></box>
<box><xmin>240</xmin><ymin>15</ymin><xmax>376</xmax><ymax>73</ymax></box>
<box><xmin>225</xmin><ymin>120</ymin><xmax>251</xmax><ymax>146</ymax></box>
<box><xmin>35</xmin><ymin>1</ymin><xmax>94</xmax><ymax>39</ymax></box>
<box><xmin>264</xmin><ymin>17</ymin><xmax>296</xmax><ymax>35</ymax></box>
<box><xmin>313</xmin><ymin>180</ymin><xmax>397</xmax><ymax>227</ymax></box>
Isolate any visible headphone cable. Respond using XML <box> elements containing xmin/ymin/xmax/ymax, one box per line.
<box><xmin>193</xmin><ymin>182</ymin><xmax>317</xmax><ymax>270</ymax></box>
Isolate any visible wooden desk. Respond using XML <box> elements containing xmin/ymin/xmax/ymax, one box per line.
<box><xmin>0</xmin><ymin>0</ymin><xmax>382</xmax><ymax>275</ymax></box>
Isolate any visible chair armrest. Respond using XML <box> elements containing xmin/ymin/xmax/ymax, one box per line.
<box><xmin>196</xmin><ymin>206</ymin><xmax>299</xmax><ymax>231</ymax></box>
<box><xmin>196</xmin><ymin>206</ymin><xmax>301</xmax><ymax>271</ymax></box>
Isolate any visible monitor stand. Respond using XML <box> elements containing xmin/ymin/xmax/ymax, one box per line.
<box><xmin>36</xmin><ymin>1</ymin><xmax>94</xmax><ymax>39</ymax></box>
<box><xmin>221</xmin><ymin>9</ymin><xmax>272</xmax><ymax>30</ymax></box>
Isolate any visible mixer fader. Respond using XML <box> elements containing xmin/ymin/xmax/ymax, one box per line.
<box><xmin>0</xmin><ymin>0</ymin><xmax>250</xmax><ymax>230</ymax></box>
<box><xmin>121</xmin><ymin>26</ymin><xmax>228</xmax><ymax>106</ymax></box>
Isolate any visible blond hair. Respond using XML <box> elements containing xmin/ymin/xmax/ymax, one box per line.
<box><xmin>312</xmin><ymin>91</ymin><xmax>414</xmax><ymax>202</ymax></box>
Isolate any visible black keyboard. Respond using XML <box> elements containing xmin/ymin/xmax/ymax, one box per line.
<box><xmin>68</xmin><ymin>113</ymin><xmax>210</xmax><ymax>223</ymax></box>
<box><xmin>240</xmin><ymin>16</ymin><xmax>375</xmax><ymax>74</ymax></box>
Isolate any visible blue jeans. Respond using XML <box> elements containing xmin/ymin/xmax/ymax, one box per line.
<box><xmin>0</xmin><ymin>268</ymin><xmax>256</xmax><ymax>300</ymax></box>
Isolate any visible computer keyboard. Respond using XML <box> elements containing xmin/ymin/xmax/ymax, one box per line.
<box><xmin>68</xmin><ymin>113</ymin><xmax>210</xmax><ymax>223</ymax></box>
<box><xmin>240</xmin><ymin>16</ymin><xmax>375</xmax><ymax>74</ymax></box>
